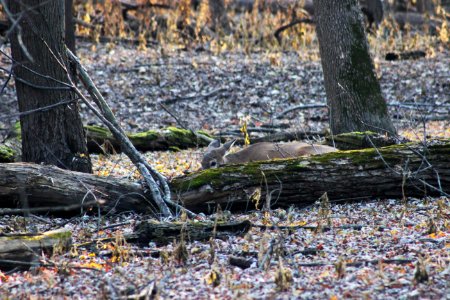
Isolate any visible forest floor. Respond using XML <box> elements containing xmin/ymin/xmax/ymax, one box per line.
<box><xmin>0</xmin><ymin>41</ymin><xmax>449</xmax><ymax>299</ymax></box>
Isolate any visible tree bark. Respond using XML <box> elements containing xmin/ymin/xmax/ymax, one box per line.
<box><xmin>171</xmin><ymin>139</ymin><xmax>450</xmax><ymax>211</ymax></box>
<box><xmin>8</xmin><ymin>0</ymin><xmax>92</xmax><ymax>173</ymax></box>
<box><xmin>314</xmin><ymin>0</ymin><xmax>396</xmax><ymax>135</ymax></box>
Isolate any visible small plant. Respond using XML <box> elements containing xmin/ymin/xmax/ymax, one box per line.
<box><xmin>334</xmin><ymin>257</ymin><xmax>347</xmax><ymax>279</ymax></box>
<box><xmin>414</xmin><ymin>256</ymin><xmax>429</xmax><ymax>284</ymax></box>
<box><xmin>318</xmin><ymin>192</ymin><xmax>332</xmax><ymax>228</ymax></box>
<box><xmin>274</xmin><ymin>258</ymin><xmax>293</xmax><ymax>291</ymax></box>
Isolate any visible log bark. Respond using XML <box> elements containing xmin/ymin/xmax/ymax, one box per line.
<box><xmin>134</xmin><ymin>220</ymin><xmax>251</xmax><ymax>245</ymax></box>
<box><xmin>0</xmin><ymin>229</ymin><xmax>71</xmax><ymax>271</ymax></box>
<box><xmin>0</xmin><ymin>163</ymin><xmax>152</xmax><ymax>215</ymax></box>
<box><xmin>171</xmin><ymin>139</ymin><xmax>450</xmax><ymax>211</ymax></box>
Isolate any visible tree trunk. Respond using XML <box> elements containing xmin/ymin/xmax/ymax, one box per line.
<box><xmin>208</xmin><ymin>0</ymin><xmax>231</xmax><ymax>33</ymax></box>
<box><xmin>314</xmin><ymin>0</ymin><xmax>396</xmax><ymax>135</ymax></box>
<box><xmin>8</xmin><ymin>0</ymin><xmax>92</xmax><ymax>173</ymax></box>
<box><xmin>171</xmin><ymin>139</ymin><xmax>450</xmax><ymax>211</ymax></box>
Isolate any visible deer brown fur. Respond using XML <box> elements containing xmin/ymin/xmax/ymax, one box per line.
<box><xmin>201</xmin><ymin>140</ymin><xmax>337</xmax><ymax>169</ymax></box>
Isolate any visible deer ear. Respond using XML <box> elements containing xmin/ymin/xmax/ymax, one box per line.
<box><xmin>222</xmin><ymin>139</ymin><xmax>236</xmax><ymax>152</ymax></box>
<box><xmin>207</xmin><ymin>139</ymin><xmax>221</xmax><ymax>150</ymax></box>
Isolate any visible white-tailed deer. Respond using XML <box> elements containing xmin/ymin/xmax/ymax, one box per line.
<box><xmin>201</xmin><ymin>140</ymin><xmax>337</xmax><ymax>169</ymax></box>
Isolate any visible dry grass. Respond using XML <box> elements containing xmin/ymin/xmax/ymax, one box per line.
<box><xmin>73</xmin><ymin>1</ymin><xmax>448</xmax><ymax>60</ymax></box>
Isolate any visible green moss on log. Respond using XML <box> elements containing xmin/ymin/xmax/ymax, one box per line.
<box><xmin>84</xmin><ymin>125</ymin><xmax>112</xmax><ymax>137</ymax></box>
<box><xmin>326</xmin><ymin>131</ymin><xmax>398</xmax><ymax>150</ymax></box>
<box><xmin>85</xmin><ymin>125</ymin><xmax>211</xmax><ymax>153</ymax></box>
<box><xmin>0</xmin><ymin>145</ymin><xmax>15</xmax><ymax>162</ymax></box>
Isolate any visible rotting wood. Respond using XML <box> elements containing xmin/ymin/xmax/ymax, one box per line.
<box><xmin>0</xmin><ymin>229</ymin><xmax>71</xmax><ymax>271</ymax></box>
<box><xmin>133</xmin><ymin>220</ymin><xmax>251</xmax><ymax>245</ymax></box>
<box><xmin>0</xmin><ymin>162</ymin><xmax>153</xmax><ymax>215</ymax></box>
<box><xmin>171</xmin><ymin>139</ymin><xmax>450</xmax><ymax>211</ymax></box>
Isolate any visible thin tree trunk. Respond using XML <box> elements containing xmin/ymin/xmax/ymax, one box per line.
<box><xmin>8</xmin><ymin>0</ymin><xmax>92</xmax><ymax>173</ymax></box>
<box><xmin>208</xmin><ymin>0</ymin><xmax>231</xmax><ymax>33</ymax></box>
<box><xmin>314</xmin><ymin>0</ymin><xmax>396</xmax><ymax>135</ymax></box>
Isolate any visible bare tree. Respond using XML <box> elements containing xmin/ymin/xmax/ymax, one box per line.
<box><xmin>314</xmin><ymin>0</ymin><xmax>396</xmax><ymax>135</ymax></box>
<box><xmin>7</xmin><ymin>0</ymin><xmax>92</xmax><ymax>172</ymax></box>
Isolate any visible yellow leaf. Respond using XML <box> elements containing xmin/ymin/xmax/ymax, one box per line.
<box><xmin>440</xmin><ymin>21</ymin><xmax>449</xmax><ymax>44</ymax></box>
<box><xmin>205</xmin><ymin>269</ymin><xmax>221</xmax><ymax>287</ymax></box>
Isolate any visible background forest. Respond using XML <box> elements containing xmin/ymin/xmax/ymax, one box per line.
<box><xmin>0</xmin><ymin>0</ymin><xmax>449</xmax><ymax>298</ymax></box>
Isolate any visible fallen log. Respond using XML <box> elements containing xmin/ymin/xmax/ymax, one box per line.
<box><xmin>1</xmin><ymin>124</ymin><xmax>211</xmax><ymax>159</ymax></box>
<box><xmin>1</xmin><ymin>140</ymin><xmax>449</xmax><ymax>215</ymax></box>
<box><xmin>85</xmin><ymin>125</ymin><xmax>211</xmax><ymax>153</ymax></box>
<box><xmin>171</xmin><ymin>139</ymin><xmax>450</xmax><ymax>211</ymax></box>
<box><xmin>0</xmin><ymin>229</ymin><xmax>72</xmax><ymax>271</ymax></box>
<box><xmin>0</xmin><ymin>162</ymin><xmax>152</xmax><ymax>215</ymax></box>
<box><xmin>133</xmin><ymin>220</ymin><xmax>251</xmax><ymax>245</ymax></box>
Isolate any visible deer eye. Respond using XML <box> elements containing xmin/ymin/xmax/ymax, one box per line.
<box><xmin>210</xmin><ymin>160</ymin><xmax>217</xmax><ymax>168</ymax></box>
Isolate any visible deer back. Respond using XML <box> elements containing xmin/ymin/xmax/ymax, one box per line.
<box><xmin>202</xmin><ymin>140</ymin><xmax>337</xmax><ymax>169</ymax></box>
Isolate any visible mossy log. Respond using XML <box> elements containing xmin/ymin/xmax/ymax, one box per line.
<box><xmin>0</xmin><ymin>145</ymin><xmax>15</xmax><ymax>163</ymax></box>
<box><xmin>0</xmin><ymin>122</ymin><xmax>21</xmax><ymax>163</ymax></box>
<box><xmin>86</xmin><ymin>125</ymin><xmax>210</xmax><ymax>153</ymax></box>
<box><xmin>1</xmin><ymin>124</ymin><xmax>211</xmax><ymax>160</ymax></box>
<box><xmin>0</xmin><ymin>162</ymin><xmax>152</xmax><ymax>215</ymax></box>
<box><xmin>171</xmin><ymin>139</ymin><xmax>450</xmax><ymax>211</ymax></box>
<box><xmin>324</xmin><ymin>131</ymin><xmax>399</xmax><ymax>150</ymax></box>
<box><xmin>134</xmin><ymin>220</ymin><xmax>251</xmax><ymax>245</ymax></box>
<box><xmin>0</xmin><ymin>229</ymin><xmax>71</xmax><ymax>271</ymax></box>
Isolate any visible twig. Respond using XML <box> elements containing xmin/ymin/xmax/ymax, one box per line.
<box><xmin>276</xmin><ymin>102</ymin><xmax>450</xmax><ymax>119</ymax></box>
<box><xmin>274</xmin><ymin>18</ymin><xmax>314</xmax><ymax>44</ymax></box>
<box><xmin>0</xmin><ymin>201</ymin><xmax>98</xmax><ymax>215</ymax></box>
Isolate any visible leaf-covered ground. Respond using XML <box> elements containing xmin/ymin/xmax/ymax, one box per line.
<box><xmin>0</xmin><ymin>33</ymin><xmax>449</xmax><ymax>299</ymax></box>
<box><xmin>0</xmin><ymin>198</ymin><xmax>449</xmax><ymax>299</ymax></box>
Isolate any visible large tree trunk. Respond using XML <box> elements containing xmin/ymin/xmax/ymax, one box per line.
<box><xmin>314</xmin><ymin>0</ymin><xmax>396</xmax><ymax>135</ymax></box>
<box><xmin>8</xmin><ymin>0</ymin><xmax>92</xmax><ymax>173</ymax></box>
<box><xmin>171</xmin><ymin>139</ymin><xmax>450</xmax><ymax>211</ymax></box>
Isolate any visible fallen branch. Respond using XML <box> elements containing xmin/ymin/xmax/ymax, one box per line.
<box><xmin>0</xmin><ymin>229</ymin><xmax>71</xmax><ymax>271</ymax></box>
<box><xmin>133</xmin><ymin>220</ymin><xmax>252</xmax><ymax>245</ymax></box>
<box><xmin>274</xmin><ymin>18</ymin><xmax>314</xmax><ymax>44</ymax></box>
<box><xmin>276</xmin><ymin>102</ymin><xmax>450</xmax><ymax>119</ymax></box>
<box><xmin>67</xmin><ymin>49</ymin><xmax>173</xmax><ymax>217</ymax></box>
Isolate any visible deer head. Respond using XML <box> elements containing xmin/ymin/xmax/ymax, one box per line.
<box><xmin>201</xmin><ymin>140</ymin><xmax>337</xmax><ymax>169</ymax></box>
<box><xmin>201</xmin><ymin>139</ymin><xmax>236</xmax><ymax>169</ymax></box>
